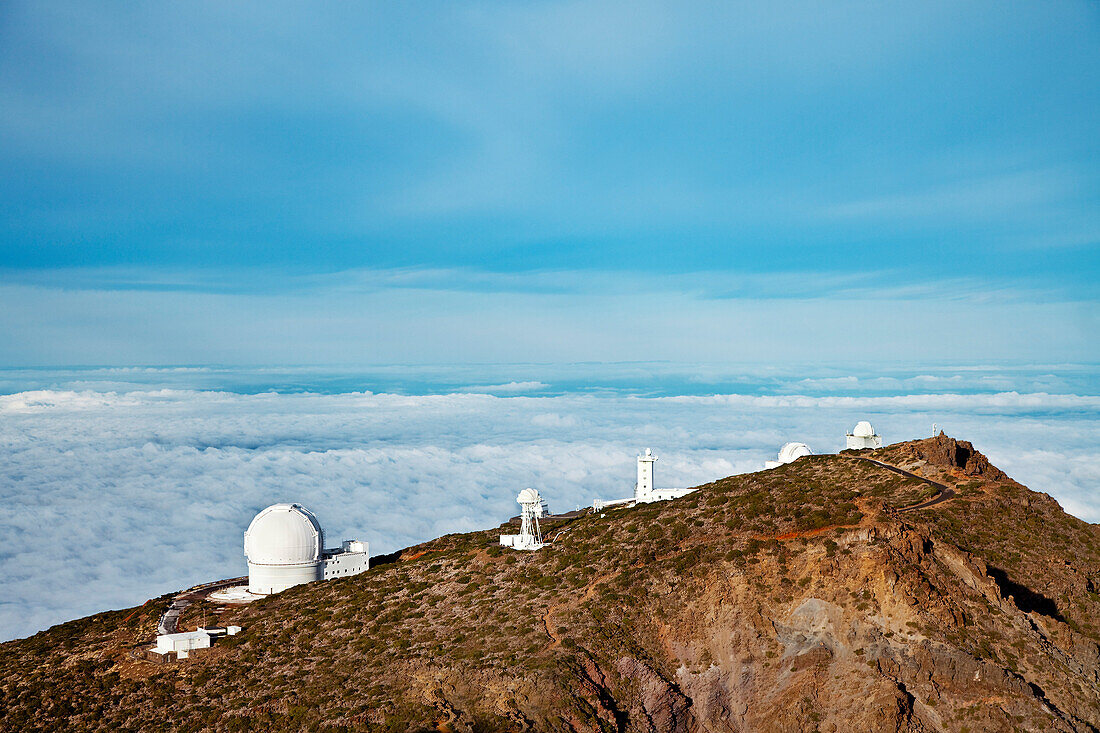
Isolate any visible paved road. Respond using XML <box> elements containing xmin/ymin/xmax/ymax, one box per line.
<box><xmin>849</xmin><ymin>456</ymin><xmax>956</xmax><ymax>512</ymax></box>
<box><xmin>507</xmin><ymin>508</ymin><xmax>589</xmax><ymax>523</ymax></box>
<box><xmin>156</xmin><ymin>577</ymin><xmax>246</xmax><ymax>635</ymax></box>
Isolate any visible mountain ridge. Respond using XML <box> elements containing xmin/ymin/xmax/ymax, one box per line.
<box><xmin>1</xmin><ymin>435</ymin><xmax>1098</xmax><ymax>732</ymax></box>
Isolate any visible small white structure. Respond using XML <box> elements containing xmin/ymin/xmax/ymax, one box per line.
<box><xmin>593</xmin><ymin>448</ymin><xmax>695</xmax><ymax>510</ymax></box>
<box><xmin>153</xmin><ymin>625</ymin><xmax>241</xmax><ymax>659</ymax></box>
<box><xmin>500</xmin><ymin>488</ymin><xmax>546</xmax><ymax>551</ymax></box>
<box><xmin>244</xmin><ymin>503</ymin><xmax>369</xmax><ymax>595</ymax></box>
<box><xmin>846</xmin><ymin>421</ymin><xmax>882</xmax><ymax>450</ymax></box>
<box><xmin>765</xmin><ymin>442</ymin><xmax>813</xmax><ymax>469</ymax></box>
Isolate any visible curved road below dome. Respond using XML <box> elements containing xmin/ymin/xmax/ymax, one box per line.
<box><xmin>848</xmin><ymin>456</ymin><xmax>956</xmax><ymax>512</ymax></box>
<box><xmin>157</xmin><ymin>577</ymin><xmax>246</xmax><ymax>635</ymax></box>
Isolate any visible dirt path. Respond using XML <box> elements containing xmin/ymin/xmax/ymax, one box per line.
<box><xmin>542</xmin><ymin>581</ymin><xmax>601</xmax><ymax>647</ymax></box>
<box><xmin>896</xmin><ymin>487</ymin><xmax>957</xmax><ymax>512</ymax></box>
<box><xmin>848</xmin><ymin>456</ymin><xmax>956</xmax><ymax>513</ymax></box>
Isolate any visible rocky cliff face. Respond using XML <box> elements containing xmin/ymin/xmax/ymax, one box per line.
<box><xmin>872</xmin><ymin>433</ymin><xmax>1009</xmax><ymax>482</ymax></box>
<box><xmin>2</xmin><ymin>437</ymin><xmax>1098</xmax><ymax>732</ymax></box>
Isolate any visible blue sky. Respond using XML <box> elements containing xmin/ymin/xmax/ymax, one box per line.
<box><xmin>1</xmin><ymin>2</ymin><xmax>1097</xmax><ymax>365</ymax></box>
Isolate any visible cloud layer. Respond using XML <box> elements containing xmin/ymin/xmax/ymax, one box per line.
<box><xmin>1</xmin><ymin>385</ymin><xmax>1097</xmax><ymax>641</ymax></box>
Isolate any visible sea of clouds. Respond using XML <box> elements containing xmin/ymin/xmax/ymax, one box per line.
<box><xmin>1</xmin><ymin>371</ymin><xmax>1098</xmax><ymax>641</ymax></box>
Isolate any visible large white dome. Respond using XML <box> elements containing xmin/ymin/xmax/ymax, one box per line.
<box><xmin>853</xmin><ymin>421</ymin><xmax>875</xmax><ymax>437</ymax></box>
<box><xmin>777</xmin><ymin>442</ymin><xmax>813</xmax><ymax>464</ymax></box>
<box><xmin>244</xmin><ymin>503</ymin><xmax>324</xmax><ymax>566</ymax></box>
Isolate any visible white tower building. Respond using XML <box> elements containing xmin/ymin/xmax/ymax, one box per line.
<box><xmin>500</xmin><ymin>488</ymin><xmax>546</xmax><ymax>550</ymax></box>
<box><xmin>634</xmin><ymin>448</ymin><xmax>695</xmax><ymax>504</ymax></box>
<box><xmin>244</xmin><ymin>503</ymin><xmax>369</xmax><ymax>595</ymax></box>
<box><xmin>636</xmin><ymin>448</ymin><xmax>657</xmax><ymax>501</ymax></box>
<box><xmin>846</xmin><ymin>421</ymin><xmax>882</xmax><ymax>450</ymax></box>
<box><xmin>765</xmin><ymin>442</ymin><xmax>813</xmax><ymax>469</ymax></box>
<box><xmin>592</xmin><ymin>447</ymin><xmax>695</xmax><ymax>509</ymax></box>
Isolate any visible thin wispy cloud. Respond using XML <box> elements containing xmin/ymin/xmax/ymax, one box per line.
<box><xmin>3</xmin><ymin>264</ymin><xmax>1087</xmax><ymax>304</ymax></box>
<box><xmin>826</xmin><ymin>168</ymin><xmax>1082</xmax><ymax>222</ymax></box>
<box><xmin>455</xmin><ymin>382</ymin><xmax>550</xmax><ymax>394</ymax></box>
<box><xmin>2</xmin><ymin>274</ymin><xmax>1096</xmax><ymax>366</ymax></box>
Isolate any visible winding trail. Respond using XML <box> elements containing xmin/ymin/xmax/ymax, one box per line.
<box><xmin>848</xmin><ymin>456</ymin><xmax>956</xmax><ymax>512</ymax></box>
<box><xmin>542</xmin><ymin>581</ymin><xmax>601</xmax><ymax>647</ymax></box>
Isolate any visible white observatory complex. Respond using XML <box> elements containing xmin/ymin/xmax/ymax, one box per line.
<box><xmin>764</xmin><ymin>442</ymin><xmax>813</xmax><ymax>469</ymax></box>
<box><xmin>243</xmin><ymin>503</ymin><xmax>369</xmax><ymax>595</ymax></box>
<box><xmin>846</xmin><ymin>421</ymin><xmax>882</xmax><ymax>450</ymax></box>
<box><xmin>500</xmin><ymin>488</ymin><xmax>546</xmax><ymax>550</ymax></box>
<box><xmin>593</xmin><ymin>448</ymin><xmax>695</xmax><ymax>511</ymax></box>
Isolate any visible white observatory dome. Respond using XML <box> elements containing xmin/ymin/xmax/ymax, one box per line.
<box><xmin>517</xmin><ymin>488</ymin><xmax>541</xmax><ymax>505</ymax></box>
<box><xmin>777</xmin><ymin>442</ymin><xmax>813</xmax><ymax>464</ymax></box>
<box><xmin>245</xmin><ymin>503</ymin><xmax>324</xmax><ymax>564</ymax></box>
<box><xmin>853</xmin><ymin>421</ymin><xmax>875</xmax><ymax>438</ymax></box>
<box><xmin>244</xmin><ymin>503</ymin><xmax>325</xmax><ymax>595</ymax></box>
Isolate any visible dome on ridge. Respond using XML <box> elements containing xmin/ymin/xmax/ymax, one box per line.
<box><xmin>244</xmin><ymin>503</ymin><xmax>324</xmax><ymax>566</ymax></box>
<box><xmin>777</xmin><ymin>442</ymin><xmax>813</xmax><ymax>464</ymax></box>
<box><xmin>853</xmin><ymin>421</ymin><xmax>876</xmax><ymax>438</ymax></box>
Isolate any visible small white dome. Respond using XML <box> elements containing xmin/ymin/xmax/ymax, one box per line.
<box><xmin>853</xmin><ymin>421</ymin><xmax>875</xmax><ymax>437</ymax></box>
<box><xmin>517</xmin><ymin>488</ymin><xmax>541</xmax><ymax>505</ymax></box>
<box><xmin>777</xmin><ymin>442</ymin><xmax>813</xmax><ymax>463</ymax></box>
<box><xmin>244</xmin><ymin>503</ymin><xmax>324</xmax><ymax>566</ymax></box>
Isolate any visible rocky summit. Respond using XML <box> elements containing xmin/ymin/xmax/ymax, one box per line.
<box><xmin>2</xmin><ymin>435</ymin><xmax>1098</xmax><ymax>732</ymax></box>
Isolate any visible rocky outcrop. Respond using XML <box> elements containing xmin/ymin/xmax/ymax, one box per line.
<box><xmin>567</xmin><ymin>654</ymin><xmax>630</xmax><ymax>732</ymax></box>
<box><xmin>615</xmin><ymin>657</ymin><xmax>697</xmax><ymax>733</ymax></box>
<box><xmin>909</xmin><ymin>433</ymin><xmax>1009</xmax><ymax>480</ymax></box>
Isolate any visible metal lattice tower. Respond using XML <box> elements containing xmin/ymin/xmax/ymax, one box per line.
<box><xmin>516</xmin><ymin>488</ymin><xmax>544</xmax><ymax>548</ymax></box>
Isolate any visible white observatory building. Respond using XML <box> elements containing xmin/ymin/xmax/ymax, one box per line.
<box><xmin>593</xmin><ymin>448</ymin><xmax>695</xmax><ymax>510</ymax></box>
<box><xmin>764</xmin><ymin>442</ymin><xmax>813</xmax><ymax>469</ymax></box>
<box><xmin>243</xmin><ymin>503</ymin><xmax>369</xmax><ymax>595</ymax></box>
<box><xmin>634</xmin><ymin>448</ymin><xmax>694</xmax><ymax>503</ymax></box>
<box><xmin>500</xmin><ymin>488</ymin><xmax>546</xmax><ymax>551</ymax></box>
<box><xmin>846</xmin><ymin>421</ymin><xmax>882</xmax><ymax>450</ymax></box>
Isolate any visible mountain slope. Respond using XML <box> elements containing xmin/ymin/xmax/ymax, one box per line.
<box><xmin>1</xmin><ymin>435</ymin><xmax>1098</xmax><ymax>732</ymax></box>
